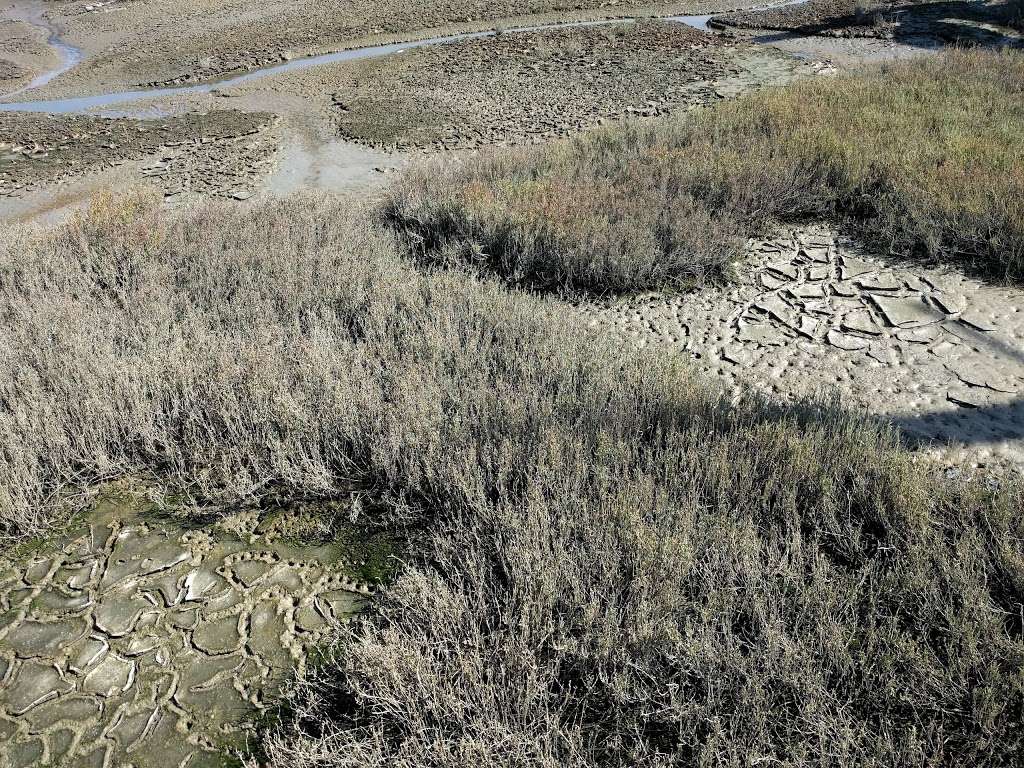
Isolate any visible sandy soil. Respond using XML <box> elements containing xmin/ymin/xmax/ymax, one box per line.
<box><xmin>17</xmin><ymin>0</ymin><xmax>744</xmax><ymax>98</ymax></box>
<box><xmin>579</xmin><ymin>225</ymin><xmax>1024</xmax><ymax>469</ymax></box>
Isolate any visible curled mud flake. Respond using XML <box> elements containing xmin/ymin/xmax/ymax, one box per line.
<box><xmin>123</xmin><ymin>633</ymin><xmax>162</xmax><ymax>658</ymax></box>
<box><xmin>798</xmin><ymin>246</ymin><xmax>831</xmax><ymax>264</ymax></box>
<box><xmin>202</xmin><ymin>585</ymin><xmax>244</xmax><ymax>613</ymax></box>
<box><xmin>94</xmin><ymin>588</ymin><xmax>149</xmax><ymax>638</ymax></box>
<box><xmin>22</xmin><ymin>693</ymin><xmax>101</xmax><ymax>733</ymax></box>
<box><xmin>827</xmin><ymin>329</ymin><xmax>870</xmax><ymax>352</ymax></box>
<box><xmin>59</xmin><ymin>561</ymin><xmax>99</xmax><ymax>590</ymax></box>
<box><xmin>958</xmin><ymin>308</ymin><xmax>996</xmax><ymax>332</ymax></box>
<box><xmin>293</xmin><ymin>600</ymin><xmax>328</xmax><ymax>633</ymax></box>
<box><xmin>870</xmin><ymin>295</ymin><xmax>945</xmax><ymax>329</ymax></box>
<box><xmin>830</xmin><ymin>280</ymin><xmax>859</xmax><ymax>298</ymax></box>
<box><xmin>166</xmin><ymin>606</ymin><xmax>200</xmax><ymax>631</ymax></box>
<box><xmin>317</xmin><ymin>589</ymin><xmax>363</xmax><ymax>621</ymax></box>
<box><xmin>82</xmin><ymin>653</ymin><xmax>135</xmax><ymax>697</ymax></box>
<box><xmin>191</xmin><ymin>614</ymin><xmax>243</xmax><ymax>656</ymax></box>
<box><xmin>896</xmin><ymin>325</ymin><xmax>942</xmax><ymax>344</ymax></box>
<box><xmin>795</xmin><ymin>315</ymin><xmax>820</xmax><ymax>339</ymax></box>
<box><xmin>30</xmin><ymin>587</ymin><xmax>93</xmax><ymax>616</ymax></box>
<box><xmin>790</xmin><ymin>283</ymin><xmax>827</xmax><ymax>300</ymax></box>
<box><xmin>68</xmin><ymin>635</ymin><xmax>109</xmax><ymax>674</ymax></box>
<box><xmin>840</xmin><ymin>256</ymin><xmax>875</xmax><ymax>280</ymax></box>
<box><xmin>182</xmin><ymin>569</ymin><xmax>225</xmax><ymax>602</ymax></box>
<box><xmin>840</xmin><ymin>309</ymin><xmax>882</xmax><ymax>336</ymax></box>
<box><xmin>766</xmin><ymin>261</ymin><xmax>799</xmax><ymax>280</ymax></box>
<box><xmin>931</xmin><ymin>292</ymin><xmax>966</xmax><ymax>315</ymax></box>
<box><xmin>24</xmin><ymin>558</ymin><xmax>56</xmax><ymax>585</ymax></box>
<box><xmin>147</xmin><ymin>570</ymin><xmax>187</xmax><ymax>608</ymax></box>
<box><xmin>107</xmin><ymin>705</ymin><xmax>163</xmax><ymax>752</ymax></box>
<box><xmin>857</xmin><ymin>273</ymin><xmax>903</xmax><ymax>292</ymax></box>
<box><xmin>227</xmin><ymin>557</ymin><xmax>277</xmax><ymax>588</ymax></box>
<box><xmin>3</xmin><ymin>661</ymin><xmax>73</xmax><ymax>715</ymax></box>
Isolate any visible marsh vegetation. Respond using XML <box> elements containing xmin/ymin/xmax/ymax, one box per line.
<box><xmin>386</xmin><ymin>49</ymin><xmax>1024</xmax><ymax>293</ymax></box>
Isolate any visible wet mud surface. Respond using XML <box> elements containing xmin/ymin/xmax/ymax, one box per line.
<box><xmin>0</xmin><ymin>489</ymin><xmax>384</xmax><ymax>767</ymax></box>
<box><xmin>0</xmin><ymin>5</ymin><xmax>59</xmax><ymax>96</ymax></box>
<box><xmin>0</xmin><ymin>109</ymin><xmax>278</xmax><ymax>200</ymax></box>
<box><xmin>581</xmin><ymin>226</ymin><xmax>1024</xmax><ymax>468</ymax></box>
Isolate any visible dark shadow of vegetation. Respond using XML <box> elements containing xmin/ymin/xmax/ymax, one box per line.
<box><xmin>714</xmin><ymin>0</ymin><xmax>1024</xmax><ymax>52</ymax></box>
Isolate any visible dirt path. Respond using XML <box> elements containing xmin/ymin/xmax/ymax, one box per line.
<box><xmin>581</xmin><ymin>225</ymin><xmax>1024</xmax><ymax>469</ymax></box>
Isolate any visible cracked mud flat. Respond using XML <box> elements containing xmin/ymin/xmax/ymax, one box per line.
<box><xmin>17</xmin><ymin>0</ymin><xmax>738</xmax><ymax>98</ymax></box>
<box><xmin>233</xmin><ymin>22</ymin><xmax>824</xmax><ymax>152</ymax></box>
<box><xmin>0</xmin><ymin>490</ymin><xmax>381</xmax><ymax>768</ymax></box>
<box><xmin>0</xmin><ymin>109</ymin><xmax>278</xmax><ymax>201</ymax></box>
<box><xmin>581</xmin><ymin>226</ymin><xmax>1024</xmax><ymax>468</ymax></box>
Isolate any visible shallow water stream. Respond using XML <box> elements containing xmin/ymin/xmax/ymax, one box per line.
<box><xmin>0</xmin><ymin>0</ymin><xmax>813</xmax><ymax>115</ymax></box>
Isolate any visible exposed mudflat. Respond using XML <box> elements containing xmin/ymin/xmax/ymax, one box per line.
<box><xmin>22</xmin><ymin>0</ymin><xmax>735</xmax><ymax>98</ymax></box>
<box><xmin>581</xmin><ymin>226</ymin><xmax>1024</xmax><ymax>469</ymax></box>
<box><xmin>0</xmin><ymin>487</ymin><xmax>384</xmax><ymax>768</ymax></box>
<box><xmin>0</xmin><ymin>109</ymin><xmax>278</xmax><ymax>201</ymax></box>
<box><xmin>243</xmin><ymin>22</ymin><xmax>822</xmax><ymax>151</ymax></box>
<box><xmin>0</xmin><ymin>3</ymin><xmax>59</xmax><ymax>96</ymax></box>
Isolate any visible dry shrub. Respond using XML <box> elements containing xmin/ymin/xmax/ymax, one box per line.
<box><xmin>385</xmin><ymin>48</ymin><xmax>1024</xmax><ymax>292</ymax></box>
<box><xmin>1</xmin><ymin>195</ymin><xmax>1021</xmax><ymax>767</ymax></box>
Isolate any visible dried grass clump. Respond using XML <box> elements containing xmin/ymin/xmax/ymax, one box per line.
<box><xmin>385</xmin><ymin>48</ymin><xmax>1024</xmax><ymax>292</ymax></box>
<box><xmin>1</xmin><ymin>193</ymin><xmax>1021</xmax><ymax>767</ymax></box>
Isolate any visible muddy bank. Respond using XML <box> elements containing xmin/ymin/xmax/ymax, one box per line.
<box><xmin>0</xmin><ymin>5</ymin><xmax>61</xmax><ymax>96</ymax></box>
<box><xmin>24</xmin><ymin>0</ymin><xmax>741</xmax><ymax>98</ymax></box>
<box><xmin>0</xmin><ymin>109</ymin><xmax>278</xmax><ymax>200</ymax></box>
<box><xmin>240</xmin><ymin>22</ymin><xmax>821</xmax><ymax>151</ymax></box>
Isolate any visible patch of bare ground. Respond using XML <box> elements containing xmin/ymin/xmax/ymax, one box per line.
<box><xmin>384</xmin><ymin>48</ymin><xmax>1024</xmax><ymax>292</ymax></box>
<box><xmin>581</xmin><ymin>223</ymin><xmax>1024</xmax><ymax>469</ymax></box>
<box><xmin>31</xmin><ymin>0</ymin><xmax>740</xmax><ymax>97</ymax></box>
<box><xmin>326</xmin><ymin>23</ymin><xmax>782</xmax><ymax>150</ymax></box>
<box><xmin>0</xmin><ymin>109</ymin><xmax>279</xmax><ymax>200</ymax></box>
